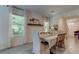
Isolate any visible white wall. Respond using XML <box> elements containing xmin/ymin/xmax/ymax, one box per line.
<box><xmin>50</xmin><ymin>8</ymin><xmax>79</xmax><ymax>26</ymax></box>
<box><xmin>26</xmin><ymin>11</ymin><xmax>44</xmax><ymax>43</ymax></box>
<box><xmin>67</xmin><ymin>18</ymin><xmax>79</xmax><ymax>37</ymax></box>
<box><xmin>0</xmin><ymin>6</ymin><xmax>10</xmax><ymax>49</ymax></box>
<box><xmin>50</xmin><ymin>16</ymin><xmax>59</xmax><ymax>26</ymax></box>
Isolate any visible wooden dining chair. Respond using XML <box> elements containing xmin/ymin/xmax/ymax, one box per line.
<box><xmin>56</xmin><ymin>33</ymin><xmax>66</xmax><ymax>48</ymax></box>
<box><xmin>50</xmin><ymin>33</ymin><xmax>66</xmax><ymax>54</ymax></box>
<box><xmin>74</xmin><ymin>30</ymin><xmax>79</xmax><ymax>39</ymax></box>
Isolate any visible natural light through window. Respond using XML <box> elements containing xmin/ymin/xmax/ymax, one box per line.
<box><xmin>44</xmin><ymin>21</ymin><xmax>49</xmax><ymax>32</ymax></box>
<box><xmin>11</xmin><ymin>15</ymin><xmax>25</xmax><ymax>37</ymax></box>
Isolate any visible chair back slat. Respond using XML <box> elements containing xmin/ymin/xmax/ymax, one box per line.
<box><xmin>57</xmin><ymin>33</ymin><xmax>66</xmax><ymax>48</ymax></box>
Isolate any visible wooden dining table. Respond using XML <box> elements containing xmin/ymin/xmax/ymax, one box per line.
<box><xmin>39</xmin><ymin>32</ymin><xmax>57</xmax><ymax>53</ymax></box>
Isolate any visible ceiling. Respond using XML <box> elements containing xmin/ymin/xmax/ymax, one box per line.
<box><xmin>15</xmin><ymin>5</ymin><xmax>79</xmax><ymax>16</ymax></box>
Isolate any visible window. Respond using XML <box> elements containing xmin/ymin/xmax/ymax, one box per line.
<box><xmin>44</xmin><ymin>21</ymin><xmax>49</xmax><ymax>32</ymax></box>
<box><xmin>11</xmin><ymin>15</ymin><xmax>25</xmax><ymax>37</ymax></box>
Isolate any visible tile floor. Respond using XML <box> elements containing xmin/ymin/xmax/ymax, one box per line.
<box><xmin>0</xmin><ymin>37</ymin><xmax>79</xmax><ymax>54</ymax></box>
<box><xmin>0</xmin><ymin>43</ymin><xmax>32</xmax><ymax>54</ymax></box>
<box><xmin>63</xmin><ymin>37</ymin><xmax>79</xmax><ymax>54</ymax></box>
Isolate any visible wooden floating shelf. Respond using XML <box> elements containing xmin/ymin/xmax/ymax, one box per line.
<box><xmin>27</xmin><ymin>23</ymin><xmax>43</xmax><ymax>26</ymax></box>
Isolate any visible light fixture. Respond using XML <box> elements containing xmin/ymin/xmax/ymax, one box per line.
<box><xmin>49</xmin><ymin>10</ymin><xmax>56</xmax><ymax>15</ymax></box>
<box><xmin>50</xmin><ymin>10</ymin><xmax>54</xmax><ymax>13</ymax></box>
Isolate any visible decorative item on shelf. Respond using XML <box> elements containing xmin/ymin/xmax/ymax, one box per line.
<box><xmin>34</xmin><ymin>19</ymin><xmax>39</xmax><ymax>24</ymax></box>
<box><xmin>28</xmin><ymin>18</ymin><xmax>43</xmax><ymax>26</ymax></box>
<box><xmin>30</xmin><ymin>18</ymin><xmax>35</xmax><ymax>24</ymax></box>
<box><xmin>29</xmin><ymin>18</ymin><xmax>40</xmax><ymax>24</ymax></box>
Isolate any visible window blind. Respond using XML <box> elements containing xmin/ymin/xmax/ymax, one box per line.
<box><xmin>12</xmin><ymin>6</ymin><xmax>25</xmax><ymax>16</ymax></box>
